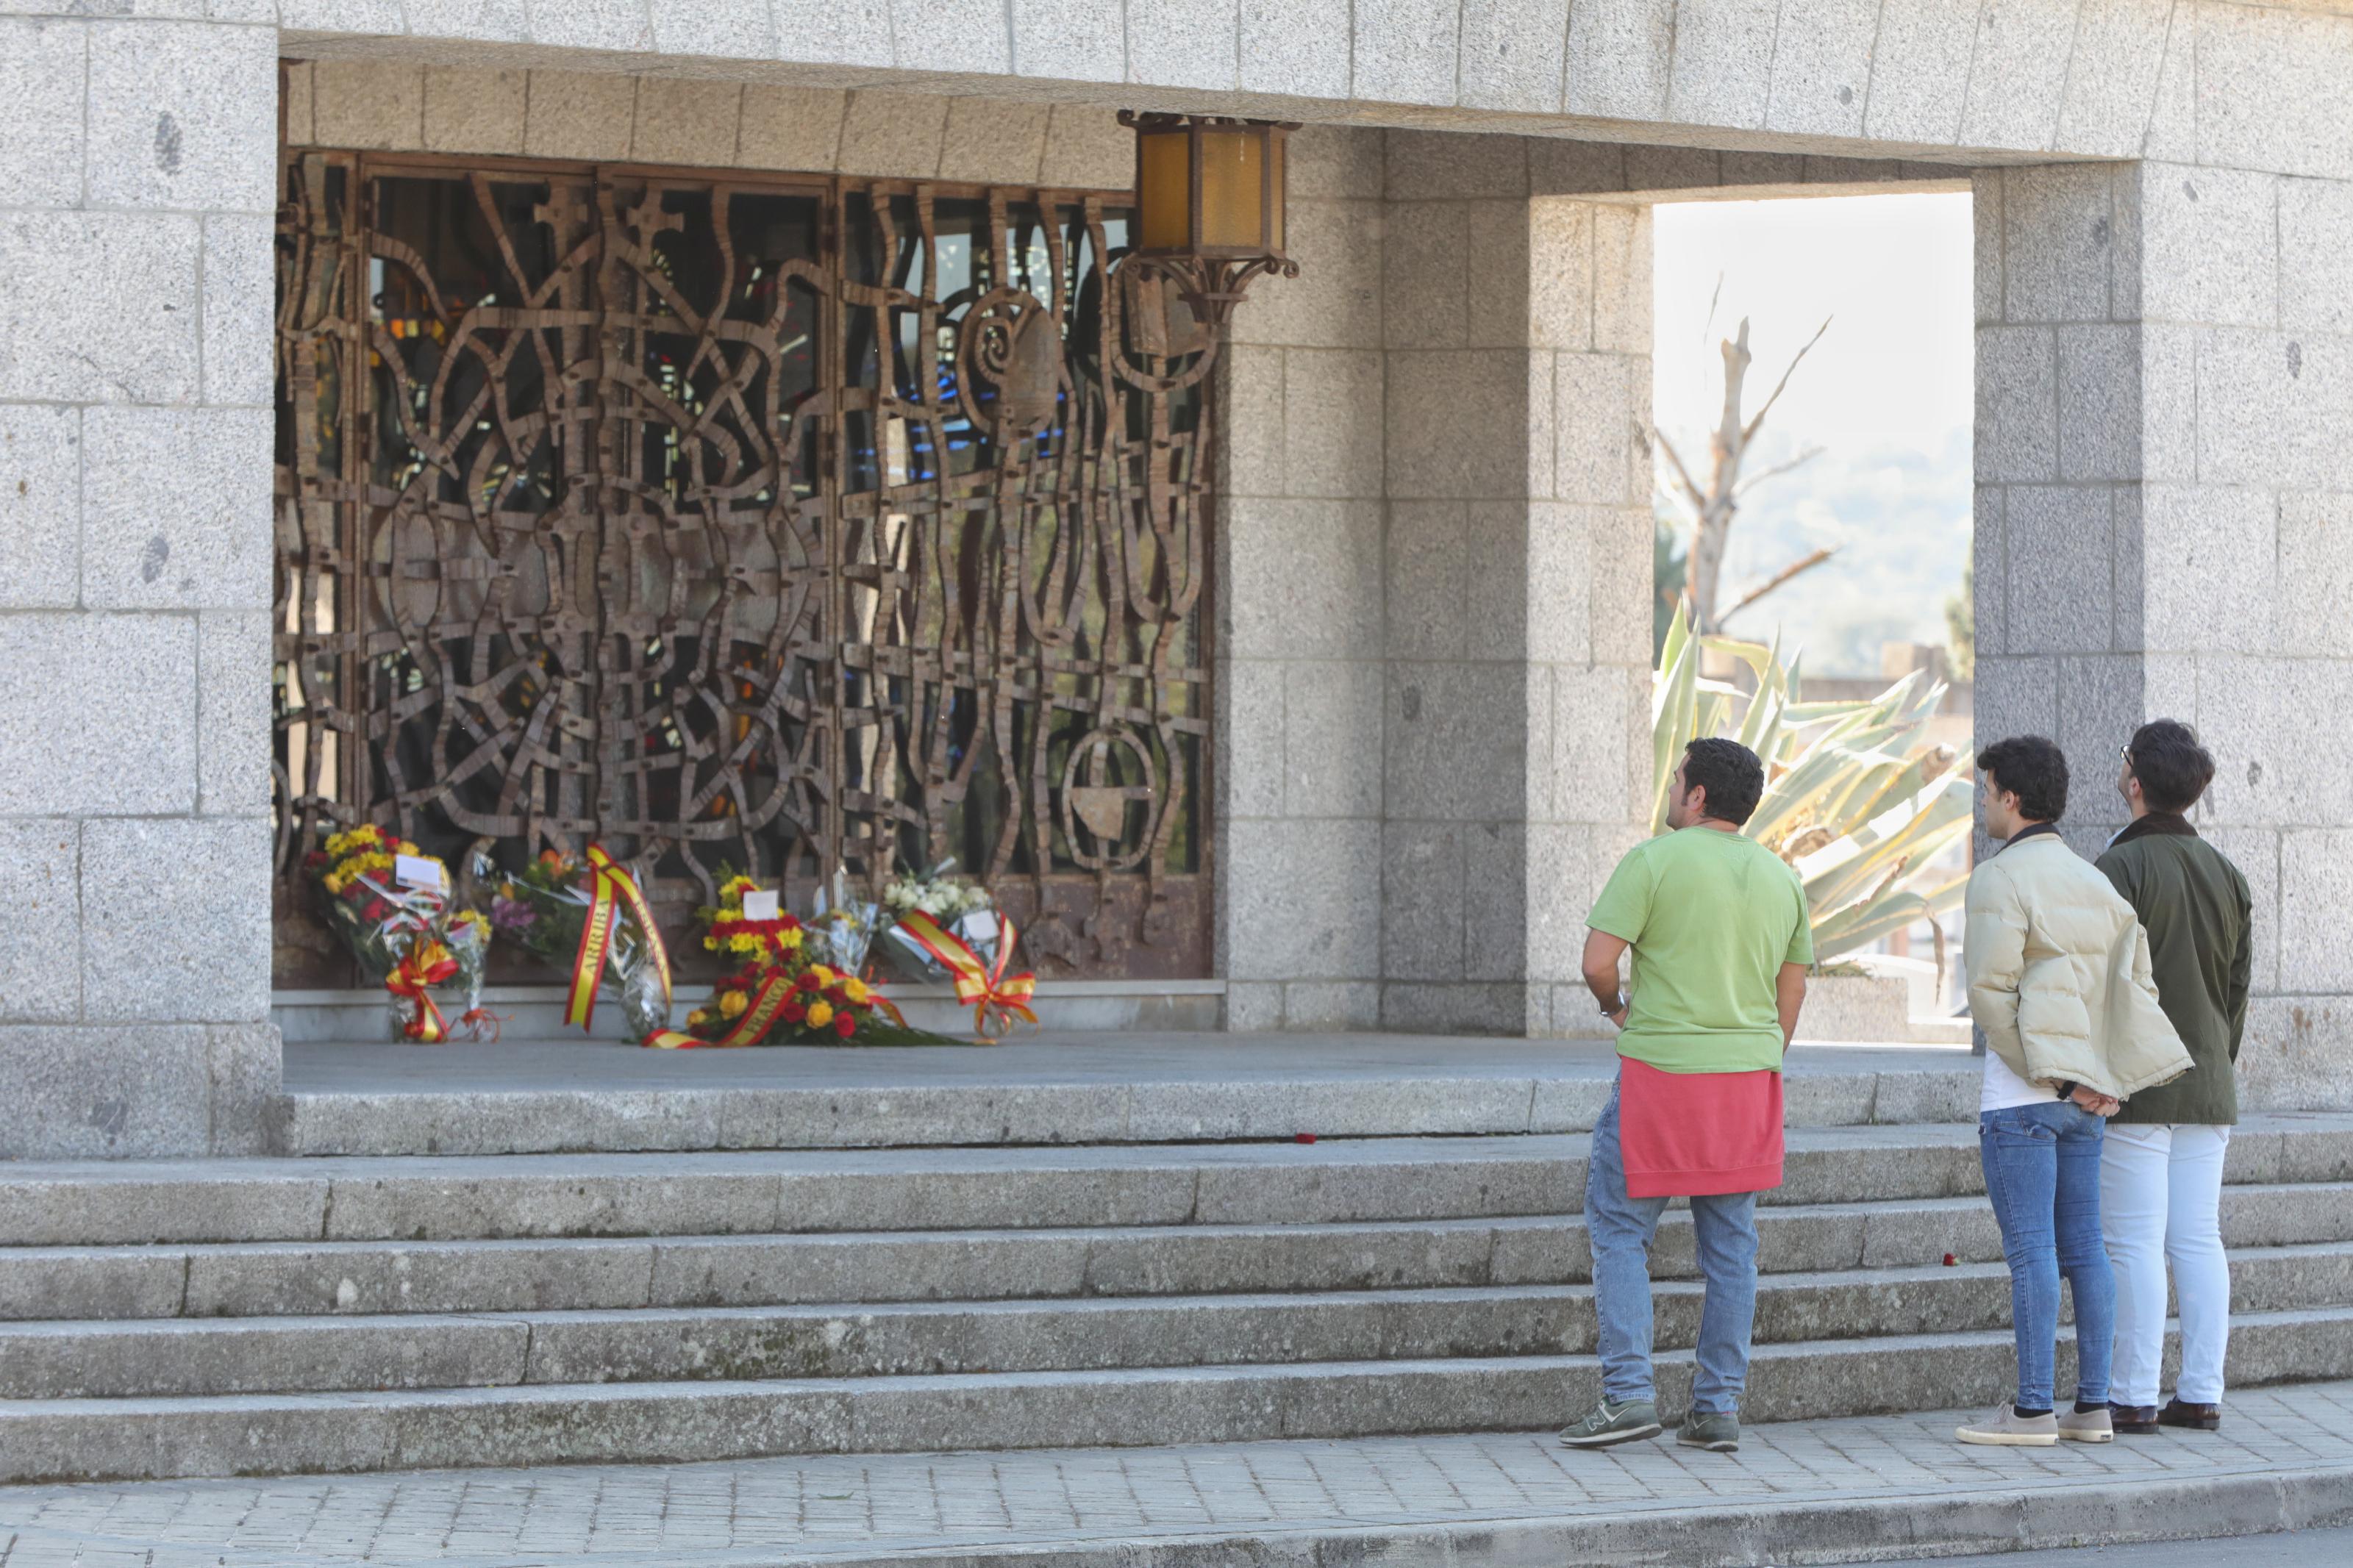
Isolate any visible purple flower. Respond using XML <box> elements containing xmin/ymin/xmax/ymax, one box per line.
<box><xmin>490</xmin><ymin>895</ymin><xmax>536</xmax><ymax>933</ymax></box>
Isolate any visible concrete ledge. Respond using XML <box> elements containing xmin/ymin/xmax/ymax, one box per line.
<box><xmin>267</xmin><ymin>1037</ymin><xmax>1981</xmax><ymax>1155</ymax></box>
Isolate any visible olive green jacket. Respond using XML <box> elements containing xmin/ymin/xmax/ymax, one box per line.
<box><xmin>2096</xmin><ymin>815</ymin><xmax>2253</xmax><ymax>1126</ymax></box>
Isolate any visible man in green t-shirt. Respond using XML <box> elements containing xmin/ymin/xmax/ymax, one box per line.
<box><xmin>1558</xmin><ymin>737</ymin><xmax>1812</xmax><ymax>1456</ymax></box>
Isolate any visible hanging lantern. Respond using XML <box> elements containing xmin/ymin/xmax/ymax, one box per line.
<box><xmin>1118</xmin><ymin>112</ymin><xmax>1299</xmax><ymax>334</ymax></box>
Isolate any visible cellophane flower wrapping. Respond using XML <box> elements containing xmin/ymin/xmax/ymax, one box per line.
<box><xmin>445</xmin><ymin>909</ymin><xmax>490</xmax><ymax>1031</ymax></box>
<box><xmin>879</xmin><ymin>865</ymin><xmax>999</xmax><ymax>981</ymax></box>
<box><xmin>303</xmin><ymin>823</ymin><xmax>470</xmax><ymax>1041</ymax></box>
<box><xmin>489</xmin><ymin>848</ymin><xmax>665</xmax><ymax>1040</ymax></box>
<box><xmin>812</xmin><ymin>870</ymin><xmax>878</xmax><ymax>975</ymax></box>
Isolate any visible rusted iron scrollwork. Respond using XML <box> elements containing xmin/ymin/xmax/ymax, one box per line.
<box><xmin>271</xmin><ymin>152</ymin><xmax>1216</xmax><ymax>983</ymax></box>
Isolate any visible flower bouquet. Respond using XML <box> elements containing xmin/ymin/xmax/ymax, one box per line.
<box><xmin>878</xmin><ymin>862</ymin><xmax>1001</xmax><ymax>980</ymax></box>
<box><xmin>487</xmin><ymin>845</ymin><xmax>672</xmax><ymax>1041</ymax></box>
<box><xmin>644</xmin><ymin>876</ymin><xmax>945</xmax><ymax>1048</ymax></box>
<box><xmin>697</xmin><ymin>868</ymin><xmax>808</xmax><ymax>965</ymax></box>
<box><xmin>304</xmin><ymin>823</ymin><xmax>482</xmax><ymax>1041</ymax></box>
<box><xmin>810</xmin><ymin>867</ymin><xmax>879</xmax><ymax>975</ymax></box>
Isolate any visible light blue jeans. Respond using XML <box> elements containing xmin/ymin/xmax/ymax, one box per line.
<box><xmin>1980</xmin><ymin>1100</ymin><xmax>2114</xmax><ymax>1411</ymax></box>
<box><xmin>1586</xmin><ymin>1086</ymin><xmax>1762</xmax><ymax>1414</ymax></box>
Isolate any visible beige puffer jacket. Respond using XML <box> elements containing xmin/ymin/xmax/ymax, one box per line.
<box><xmin>1964</xmin><ymin>834</ymin><xmax>2195</xmax><ymax>1101</ymax></box>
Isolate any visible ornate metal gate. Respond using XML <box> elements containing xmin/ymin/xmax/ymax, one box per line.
<box><xmin>274</xmin><ymin>151</ymin><xmax>1215</xmax><ymax>984</ymax></box>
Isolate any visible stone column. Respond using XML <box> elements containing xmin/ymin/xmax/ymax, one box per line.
<box><xmin>1970</xmin><ymin>163</ymin><xmax>2147</xmax><ymax>862</ymax></box>
<box><xmin>1213</xmin><ymin>126</ymin><xmax>1388</xmax><ymax>1031</ymax></box>
<box><xmin>0</xmin><ymin>13</ymin><xmax>279</xmax><ymax>1155</ymax></box>
<box><xmin>1376</xmin><ymin>132</ymin><xmax>1652</xmax><ymax>1037</ymax></box>
<box><xmin>1978</xmin><ymin>142</ymin><xmax>2353</xmax><ymax>1109</ymax></box>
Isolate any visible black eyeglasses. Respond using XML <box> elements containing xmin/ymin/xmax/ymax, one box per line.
<box><xmin>2120</xmin><ymin>745</ymin><xmax>2133</xmax><ymax>767</ymax></box>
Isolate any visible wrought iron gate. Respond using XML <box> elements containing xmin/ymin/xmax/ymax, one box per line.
<box><xmin>274</xmin><ymin>151</ymin><xmax>1215</xmax><ymax>984</ymax></box>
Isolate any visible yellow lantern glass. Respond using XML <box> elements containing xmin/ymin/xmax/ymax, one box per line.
<box><xmin>1136</xmin><ymin>126</ymin><xmax>1192</xmax><ymax>253</ymax></box>
<box><xmin>1197</xmin><ymin>127</ymin><xmax>1263</xmax><ymax>251</ymax></box>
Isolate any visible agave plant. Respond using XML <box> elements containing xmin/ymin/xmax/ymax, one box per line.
<box><xmin>1652</xmin><ymin>606</ymin><xmax>1972</xmax><ymax>966</ymax></box>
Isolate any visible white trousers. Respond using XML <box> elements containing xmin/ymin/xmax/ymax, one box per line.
<box><xmin>2099</xmin><ymin>1123</ymin><xmax>2232</xmax><ymax>1406</ymax></box>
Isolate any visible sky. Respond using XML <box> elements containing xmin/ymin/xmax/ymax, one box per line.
<box><xmin>1650</xmin><ymin>191</ymin><xmax>1974</xmax><ymax>677</ymax></box>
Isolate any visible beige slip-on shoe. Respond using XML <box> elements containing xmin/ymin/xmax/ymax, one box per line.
<box><xmin>1956</xmin><ymin>1402</ymin><xmax>2060</xmax><ymax>1447</ymax></box>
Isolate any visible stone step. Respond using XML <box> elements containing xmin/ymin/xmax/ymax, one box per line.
<box><xmin>7</xmin><ymin>1243</ymin><xmax>2349</xmax><ymax>1399</ymax></box>
<box><xmin>9</xmin><ymin>1115</ymin><xmax>2350</xmax><ymax>1246</ymax></box>
<box><xmin>11</xmin><ymin>1182</ymin><xmax>2349</xmax><ymax>1321</ymax></box>
<box><xmin>271</xmin><ymin>1039</ymin><xmax>1982</xmax><ymax>1156</ymax></box>
<box><xmin>2</xmin><ymin>1306</ymin><xmax>2345</xmax><ymax>1484</ymax></box>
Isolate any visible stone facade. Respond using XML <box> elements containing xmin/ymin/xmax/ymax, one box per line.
<box><xmin>5</xmin><ymin>1</ymin><xmax>2353</xmax><ymax>1150</ymax></box>
<box><xmin>0</xmin><ymin>8</ymin><xmax>279</xmax><ymax>1158</ymax></box>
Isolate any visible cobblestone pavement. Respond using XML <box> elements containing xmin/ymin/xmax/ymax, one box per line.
<box><xmin>1</xmin><ymin>1382</ymin><xmax>2347</xmax><ymax>1566</ymax></box>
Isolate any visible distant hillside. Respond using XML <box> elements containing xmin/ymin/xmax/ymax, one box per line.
<box><xmin>1666</xmin><ymin>424</ymin><xmax>1971</xmax><ymax>677</ymax></box>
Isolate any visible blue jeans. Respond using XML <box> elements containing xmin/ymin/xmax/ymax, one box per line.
<box><xmin>1586</xmin><ymin>1087</ymin><xmax>1760</xmax><ymax>1414</ymax></box>
<box><xmin>1980</xmin><ymin>1100</ymin><xmax>2114</xmax><ymax>1411</ymax></box>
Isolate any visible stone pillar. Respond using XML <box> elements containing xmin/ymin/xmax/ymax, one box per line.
<box><xmin>1970</xmin><ymin>163</ymin><xmax>2146</xmax><ymax>862</ymax></box>
<box><xmin>1978</xmin><ymin>147</ymin><xmax>2353</xmax><ymax>1108</ymax></box>
<box><xmin>1375</xmin><ymin>133</ymin><xmax>1652</xmax><ymax>1037</ymax></box>
<box><xmin>1214</xmin><ymin>126</ymin><xmax>1388</xmax><ymax>1032</ymax></box>
<box><xmin>1521</xmin><ymin>193</ymin><xmax>1658</xmax><ymax>1035</ymax></box>
<box><xmin>0</xmin><ymin>13</ymin><xmax>279</xmax><ymax>1155</ymax></box>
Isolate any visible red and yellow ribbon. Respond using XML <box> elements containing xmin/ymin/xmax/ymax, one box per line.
<box><xmin>386</xmin><ymin>944</ymin><xmax>460</xmax><ymax>1043</ymax></box>
<box><xmin>565</xmin><ymin>845</ymin><xmax>673</xmax><ymax>1032</ymax></box>
<box><xmin>643</xmin><ymin>964</ymin><xmax>807</xmax><ymax>1050</ymax></box>
<box><xmin>893</xmin><ymin>912</ymin><xmax>1037</xmax><ymax>1042</ymax></box>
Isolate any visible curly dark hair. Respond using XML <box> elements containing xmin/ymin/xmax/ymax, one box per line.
<box><xmin>1681</xmin><ymin>737</ymin><xmax>1765</xmax><ymax>827</ymax></box>
<box><xmin>1976</xmin><ymin>734</ymin><xmax>2069</xmax><ymax>824</ymax></box>
<box><xmin>2127</xmin><ymin>719</ymin><xmax>2215</xmax><ymax>815</ymax></box>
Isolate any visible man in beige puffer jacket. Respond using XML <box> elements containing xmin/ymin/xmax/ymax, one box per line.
<box><xmin>1955</xmin><ymin>735</ymin><xmax>2193</xmax><ymax>1451</ymax></box>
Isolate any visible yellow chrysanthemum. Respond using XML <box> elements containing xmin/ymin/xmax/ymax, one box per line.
<box><xmin>719</xmin><ymin>990</ymin><xmax>749</xmax><ymax>1020</ymax></box>
<box><xmin>729</xmin><ymin>934</ymin><xmax>763</xmax><ymax>955</ymax></box>
<box><xmin>721</xmin><ymin>876</ymin><xmax>758</xmax><ymax>899</ymax></box>
<box><xmin>778</xmin><ymin>928</ymin><xmax>803</xmax><ymax>950</ymax></box>
<box><xmin>843</xmin><ymin>977</ymin><xmax>870</xmax><ymax>1004</ymax></box>
<box><xmin>809</xmin><ymin>964</ymin><xmax>835</xmax><ymax>987</ymax></box>
<box><xmin>806</xmin><ymin>1000</ymin><xmax>834</xmax><ymax>1029</ymax></box>
<box><xmin>323</xmin><ymin>873</ymin><xmax>346</xmax><ymax>894</ymax></box>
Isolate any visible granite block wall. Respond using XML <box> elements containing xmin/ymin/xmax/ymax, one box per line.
<box><xmin>1968</xmin><ymin>2</ymin><xmax>2353</xmax><ymax>1103</ymax></box>
<box><xmin>0</xmin><ymin>10</ymin><xmax>279</xmax><ymax>1156</ymax></box>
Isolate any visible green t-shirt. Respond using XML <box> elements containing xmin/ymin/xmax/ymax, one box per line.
<box><xmin>1588</xmin><ymin>826</ymin><xmax>1814</xmax><ymax>1073</ymax></box>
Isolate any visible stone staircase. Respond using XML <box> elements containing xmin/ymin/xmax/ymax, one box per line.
<box><xmin>2</xmin><ymin>1097</ymin><xmax>2352</xmax><ymax>1484</ymax></box>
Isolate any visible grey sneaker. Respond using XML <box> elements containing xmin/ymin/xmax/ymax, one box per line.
<box><xmin>1559</xmin><ymin>1397</ymin><xmax>1663</xmax><ymax>1448</ymax></box>
<box><xmin>1956</xmin><ymin>1403</ymin><xmax>2059</xmax><ymax>1447</ymax></box>
<box><xmin>2057</xmin><ymin>1406</ymin><xmax>2114</xmax><ymax>1444</ymax></box>
<box><xmin>1678</xmin><ymin>1410</ymin><xmax>1740</xmax><ymax>1451</ymax></box>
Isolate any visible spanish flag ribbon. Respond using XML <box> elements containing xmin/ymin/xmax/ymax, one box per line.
<box><xmin>893</xmin><ymin>912</ymin><xmax>1037</xmax><ymax>1043</ymax></box>
<box><xmin>641</xmin><ymin>966</ymin><xmax>800</xmax><ymax>1050</ymax></box>
<box><xmin>718</xmin><ymin>968</ymin><xmax>799</xmax><ymax>1048</ymax></box>
<box><xmin>386</xmin><ymin>943</ymin><xmax>460</xmax><ymax>1043</ymax></box>
<box><xmin>565</xmin><ymin>845</ymin><xmax>674</xmax><ymax>1032</ymax></box>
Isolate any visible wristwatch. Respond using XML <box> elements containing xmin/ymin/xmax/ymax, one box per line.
<box><xmin>1599</xmin><ymin>992</ymin><xmax>1626</xmax><ymax>1016</ymax></box>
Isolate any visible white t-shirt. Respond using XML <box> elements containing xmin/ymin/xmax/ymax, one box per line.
<box><xmin>1982</xmin><ymin>1048</ymin><xmax>2056</xmax><ymax>1112</ymax></box>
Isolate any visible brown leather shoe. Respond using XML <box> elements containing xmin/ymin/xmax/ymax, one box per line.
<box><xmin>2108</xmin><ymin>1402</ymin><xmax>2160</xmax><ymax>1435</ymax></box>
<box><xmin>2159</xmin><ymin>1397</ymin><xmax>2222</xmax><ymax>1431</ymax></box>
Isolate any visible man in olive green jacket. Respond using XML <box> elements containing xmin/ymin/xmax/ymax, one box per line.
<box><xmin>2096</xmin><ymin>720</ymin><xmax>2254</xmax><ymax>1436</ymax></box>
